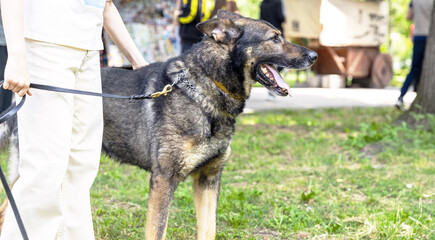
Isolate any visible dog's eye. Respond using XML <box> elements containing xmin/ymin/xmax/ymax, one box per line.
<box><xmin>271</xmin><ymin>35</ymin><xmax>281</xmax><ymax>44</ymax></box>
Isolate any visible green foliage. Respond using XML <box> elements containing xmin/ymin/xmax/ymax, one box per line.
<box><xmin>388</xmin><ymin>0</ymin><xmax>414</xmax><ymax>85</ymax></box>
<box><xmin>300</xmin><ymin>190</ymin><xmax>316</xmax><ymax>203</ymax></box>
<box><xmin>345</xmin><ymin>113</ymin><xmax>435</xmax><ymax>150</ymax></box>
<box><xmin>389</xmin><ymin>0</ymin><xmax>412</xmax><ymax>36</ymax></box>
<box><xmin>237</xmin><ymin>0</ymin><xmax>262</xmax><ymax>19</ymax></box>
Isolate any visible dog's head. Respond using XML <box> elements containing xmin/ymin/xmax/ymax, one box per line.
<box><xmin>197</xmin><ymin>10</ymin><xmax>317</xmax><ymax>96</ymax></box>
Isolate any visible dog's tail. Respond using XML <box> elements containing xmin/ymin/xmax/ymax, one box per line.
<box><xmin>0</xmin><ymin>115</ymin><xmax>20</xmax><ymax>232</ymax></box>
<box><xmin>0</xmin><ymin>116</ymin><xmax>20</xmax><ymax>183</ymax></box>
<box><xmin>0</xmin><ymin>121</ymin><xmax>12</xmax><ymax>153</ymax></box>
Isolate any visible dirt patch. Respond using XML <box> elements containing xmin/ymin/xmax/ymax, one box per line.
<box><xmin>236</xmin><ymin>124</ymin><xmax>305</xmax><ymax>133</ymax></box>
<box><xmin>360</xmin><ymin>143</ymin><xmax>385</xmax><ymax>159</ymax></box>
<box><xmin>256</xmin><ymin>229</ymin><xmax>280</xmax><ymax>239</ymax></box>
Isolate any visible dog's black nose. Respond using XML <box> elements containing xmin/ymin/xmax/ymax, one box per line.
<box><xmin>308</xmin><ymin>51</ymin><xmax>318</xmax><ymax>63</ymax></box>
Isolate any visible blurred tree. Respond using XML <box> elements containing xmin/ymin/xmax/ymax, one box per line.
<box><xmin>389</xmin><ymin>0</ymin><xmax>412</xmax><ymax>36</ymax></box>
<box><xmin>387</xmin><ymin>0</ymin><xmax>413</xmax><ymax>80</ymax></box>
<box><xmin>237</xmin><ymin>0</ymin><xmax>261</xmax><ymax>18</ymax></box>
<box><xmin>396</xmin><ymin>4</ymin><xmax>435</xmax><ymax>128</ymax></box>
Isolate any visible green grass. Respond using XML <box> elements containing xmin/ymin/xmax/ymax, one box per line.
<box><xmin>1</xmin><ymin>107</ymin><xmax>434</xmax><ymax>239</ymax></box>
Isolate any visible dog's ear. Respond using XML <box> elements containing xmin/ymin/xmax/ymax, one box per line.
<box><xmin>197</xmin><ymin>18</ymin><xmax>241</xmax><ymax>45</ymax></box>
<box><xmin>216</xmin><ymin>9</ymin><xmax>243</xmax><ymax>21</ymax></box>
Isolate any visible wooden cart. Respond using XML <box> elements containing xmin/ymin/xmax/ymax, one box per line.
<box><xmin>283</xmin><ymin>0</ymin><xmax>393</xmax><ymax>88</ymax></box>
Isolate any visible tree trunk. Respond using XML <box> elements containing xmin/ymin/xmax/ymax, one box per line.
<box><xmin>396</xmin><ymin>4</ymin><xmax>435</xmax><ymax>128</ymax></box>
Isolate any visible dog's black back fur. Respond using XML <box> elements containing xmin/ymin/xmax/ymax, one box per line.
<box><xmin>101</xmin><ymin>39</ymin><xmax>246</xmax><ymax>177</ymax></box>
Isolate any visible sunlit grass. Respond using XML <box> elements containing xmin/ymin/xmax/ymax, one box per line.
<box><xmin>1</xmin><ymin>108</ymin><xmax>433</xmax><ymax>239</ymax></box>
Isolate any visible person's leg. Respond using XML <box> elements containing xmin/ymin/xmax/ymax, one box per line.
<box><xmin>411</xmin><ymin>38</ymin><xmax>427</xmax><ymax>92</ymax></box>
<box><xmin>0</xmin><ymin>39</ymin><xmax>85</xmax><ymax>239</ymax></box>
<box><xmin>399</xmin><ymin>74</ymin><xmax>413</xmax><ymax>100</ymax></box>
<box><xmin>61</xmin><ymin>49</ymin><xmax>103</xmax><ymax>240</ymax></box>
<box><xmin>399</xmin><ymin>37</ymin><xmax>426</xmax><ymax>99</ymax></box>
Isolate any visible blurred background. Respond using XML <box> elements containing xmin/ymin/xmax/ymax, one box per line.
<box><xmin>105</xmin><ymin>0</ymin><xmax>413</xmax><ymax>90</ymax></box>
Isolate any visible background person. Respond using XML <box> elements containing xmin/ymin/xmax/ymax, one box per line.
<box><xmin>396</xmin><ymin>0</ymin><xmax>433</xmax><ymax>111</ymax></box>
<box><xmin>260</xmin><ymin>0</ymin><xmax>285</xmax><ymax>34</ymax></box>
<box><xmin>0</xmin><ymin>0</ymin><xmax>147</xmax><ymax>239</ymax></box>
<box><xmin>173</xmin><ymin>0</ymin><xmax>238</xmax><ymax>53</ymax></box>
<box><xmin>174</xmin><ymin>0</ymin><xmax>216</xmax><ymax>53</ymax></box>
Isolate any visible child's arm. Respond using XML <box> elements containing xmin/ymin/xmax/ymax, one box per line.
<box><xmin>0</xmin><ymin>0</ymin><xmax>32</xmax><ymax>97</ymax></box>
<box><xmin>103</xmin><ymin>1</ymin><xmax>148</xmax><ymax>70</ymax></box>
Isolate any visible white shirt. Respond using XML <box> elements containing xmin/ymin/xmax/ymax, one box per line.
<box><xmin>412</xmin><ymin>0</ymin><xmax>434</xmax><ymax>36</ymax></box>
<box><xmin>24</xmin><ymin>0</ymin><xmax>110</xmax><ymax>50</ymax></box>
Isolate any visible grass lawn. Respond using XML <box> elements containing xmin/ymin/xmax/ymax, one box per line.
<box><xmin>1</xmin><ymin>107</ymin><xmax>434</xmax><ymax>239</ymax></box>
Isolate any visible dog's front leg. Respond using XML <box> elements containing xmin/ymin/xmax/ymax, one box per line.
<box><xmin>145</xmin><ymin>172</ymin><xmax>178</xmax><ymax>240</ymax></box>
<box><xmin>192</xmin><ymin>147</ymin><xmax>230</xmax><ymax>240</ymax></box>
<box><xmin>192</xmin><ymin>170</ymin><xmax>222</xmax><ymax>240</ymax></box>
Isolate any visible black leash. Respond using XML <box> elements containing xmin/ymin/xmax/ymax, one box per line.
<box><xmin>0</xmin><ymin>77</ymin><xmax>181</xmax><ymax>124</ymax></box>
<box><xmin>29</xmin><ymin>82</ymin><xmax>160</xmax><ymax>100</ymax></box>
<box><xmin>0</xmin><ymin>70</ymin><xmax>186</xmax><ymax>239</ymax></box>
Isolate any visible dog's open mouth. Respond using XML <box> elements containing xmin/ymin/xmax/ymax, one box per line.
<box><xmin>258</xmin><ymin>64</ymin><xmax>291</xmax><ymax>97</ymax></box>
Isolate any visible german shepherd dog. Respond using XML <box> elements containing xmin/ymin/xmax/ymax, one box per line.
<box><xmin>0</xmin><ymin>10</ymin><xmax>317</xmax><ymax>239</ymax></box>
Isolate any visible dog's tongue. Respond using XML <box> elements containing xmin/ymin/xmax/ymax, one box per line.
<box><xmin>266</xmin><ymin>65</ymin><xmax>292</xmax><ymax>96</ymax></box>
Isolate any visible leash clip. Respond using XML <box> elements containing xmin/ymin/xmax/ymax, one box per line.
<box><xmin>150</xmin><ymin>84</ymin><xmax>173</xmax><ymax>98</ymax></box>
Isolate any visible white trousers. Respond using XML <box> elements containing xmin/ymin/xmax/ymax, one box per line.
<box><xmin>1</xmin><ymin>39</ymin><xmax>103</xmax><ymax>240</ymax></box>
